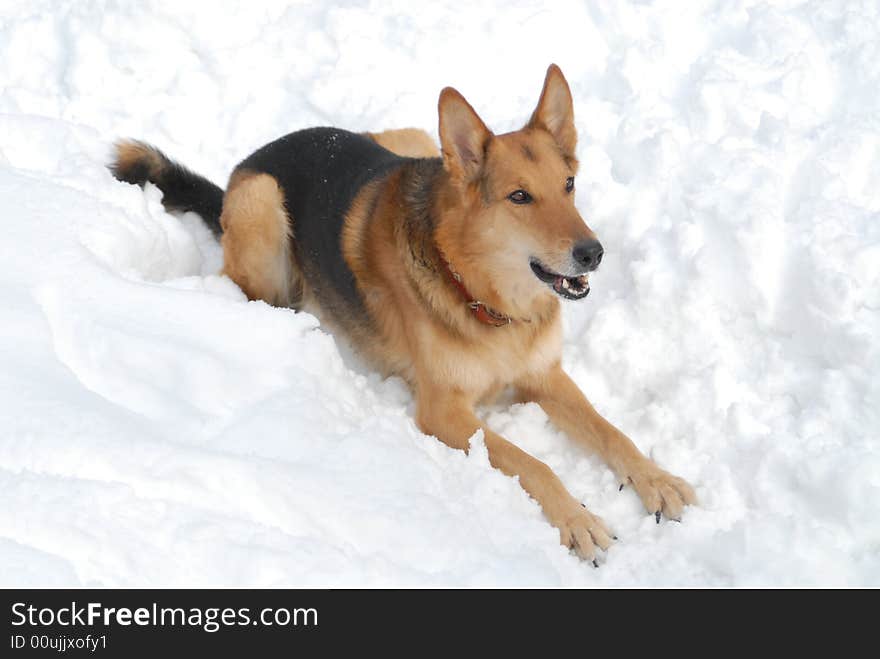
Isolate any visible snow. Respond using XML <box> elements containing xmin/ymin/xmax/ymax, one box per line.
<box><xmin>1</xmin><ymin>0</ymin><xmax>878</xmax><ymax>587</ymax></box>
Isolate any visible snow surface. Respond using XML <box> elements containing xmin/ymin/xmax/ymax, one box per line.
<box><xmin>1</xmin><ymin>0</ymin><xmax>878</xmax><ymax>587</ymax></box>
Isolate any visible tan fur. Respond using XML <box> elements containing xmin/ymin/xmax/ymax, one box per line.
<box><xmin>366</xmin><ymin>128</ymin><xmax>440</xmax><ymax>158</ymax></box>
<box><xmin>433</xmin><ymin>128</ymin><xmax>596</xmax><ymax>320</ymax></box>
<box><xmin>113</xmin><ymin>139</ymin><xmax>164</xmax><ymax>178</ymax></box>
<box><xmin>219</xmin><ymin>170</ymin><xmax>297</xmax><ymax>307</ymax></box>
<box><xmin>221</xmin><ymin>65</ymin><xmax>696</xmax><ymax>561</ymax></box>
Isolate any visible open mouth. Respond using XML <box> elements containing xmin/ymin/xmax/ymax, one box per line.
<box><xmin>529</xmin><ymin>259</ymin><xmax>590</xmax><ymax>300</ymax></box>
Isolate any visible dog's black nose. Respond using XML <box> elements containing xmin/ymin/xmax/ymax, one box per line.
<box><xmin>572</xmin><ymin>240</ymin><xmax>604</xmax><ymax>271</ymax></box>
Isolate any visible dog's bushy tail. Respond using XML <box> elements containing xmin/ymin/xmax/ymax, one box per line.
<box><xmin>109</xmin><ymin>139</ymin><xmax>224</xmax><ymax>237</ymax></box>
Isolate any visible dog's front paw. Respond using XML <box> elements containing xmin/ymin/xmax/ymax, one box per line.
<box><xmin>623</xmin><ymin>463</ymin><xmax>697</xmax><ymax>522</ymax></box>
<box><xmin>554</xmin><ymin>501</ymin><xmax>615</xmax><ymax>564</ymax></box>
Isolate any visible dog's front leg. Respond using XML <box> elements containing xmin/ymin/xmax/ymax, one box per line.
<box><xmin>519</xmin><ymin>365</ymin><xmax>697</xmax><ymax>522</ymax></box>
<box><xmin>415</xmin><ymin>384</ymin><xmax>613</xmax><ymax>561</ymax></box>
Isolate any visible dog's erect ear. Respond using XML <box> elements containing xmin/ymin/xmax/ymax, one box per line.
<box><xmin>528</xmin><ymin>64</ymin><xmax>577</xmax><ymax>163</ymax></box>
<box><xmin>438</xmin><ymin>87</ymin><xmax>492</xmax><ymax>182</ymax></box>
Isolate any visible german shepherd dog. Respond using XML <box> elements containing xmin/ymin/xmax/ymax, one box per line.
<box><xmin>110</xmin><ymin>65</ymin><xmax>695</xmax><ymax>562</ymax></box>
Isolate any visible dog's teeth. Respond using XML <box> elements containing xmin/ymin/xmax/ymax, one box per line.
<box><xmin>562</xmin><ymin>279</ymin><xmax>570</xmax><ymax>289</ymax></box>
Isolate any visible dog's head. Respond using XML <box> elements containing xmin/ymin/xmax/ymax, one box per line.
<box><xmin>435</xmin><ymin>65</ymin><xmax>601</xmax><ymax>314</ymax></box>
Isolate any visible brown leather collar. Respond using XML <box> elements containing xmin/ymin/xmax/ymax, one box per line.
<box><xmin>440</xmin><ymin>257</ymin><xmax>512</xmax><ymax>327</ymax></box>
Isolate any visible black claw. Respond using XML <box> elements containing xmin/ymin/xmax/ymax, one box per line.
<box><xmin>592</xmin><ymin>559</ymin><xmax>599</xmax><ymax>568</ymax></box>
<box><xmin>613</xmin><ymin>535</ymin><xmax>619</xmax><ymax>541</ymax></box>
<box><xmin>581</xmin><ymin>503</ymin><xmax>586</xmax><ymax>508</ymax></box>
<box><xmin>619</xmin><ymin>483</ymin><xmax>624</xmax><ymax>492</ymax></box>
<box><xmin>672</xmin><ymin>518</ymin><xmax>682</xmax><ymax>523</ymax></box>
<box><xmin>655</xmin><ymin>511</ymin><xmax>661</xmax><ymax>524</ymax></box>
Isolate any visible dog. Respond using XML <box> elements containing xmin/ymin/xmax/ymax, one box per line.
<box><xmin>110</xmin><ymin>64</ymin><xmax>696</xmax><ymax>563</ymax></box>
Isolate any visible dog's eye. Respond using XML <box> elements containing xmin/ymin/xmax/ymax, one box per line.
<box><xmin>565</xmin><ymin>177</ymin><xmax>575</xmax><ymax>193</ymax></box>
<box><xmin>508</xmin><ymin>189</ymin><xmax>532</xmax><ymax>204</ymax></box>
